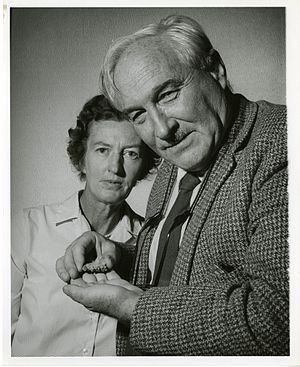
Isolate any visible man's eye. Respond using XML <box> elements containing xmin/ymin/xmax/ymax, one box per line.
<box><xmin>123</xmin><ymin>150</ymin><xmax>140</xmax><ymax>160</ymax></box>
<box><xmin>159</xmin><ymin>90</ymin><xmax>179</xmax><ymax>103</ymax></box>
<box><xmin>129</xmin><ymin>110</ymin><xmax>146</xmax><ymax>125</ymax></box>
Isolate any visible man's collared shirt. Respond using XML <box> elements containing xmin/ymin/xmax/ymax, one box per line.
<box><xmin>148</xmin><ymin>168</ymin><xmax>203</xmax><ymax>283</ymax></box>
<box><xmin>11</xmin><ymin>191</ymin><xmax>143</xmax><ymax>356</ymax></box>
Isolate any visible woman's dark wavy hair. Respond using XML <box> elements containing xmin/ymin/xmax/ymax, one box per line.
<box><xmin>67</xmin><ymin>94</ymin><xmax>160</xmax><ymax>181</ymax></box>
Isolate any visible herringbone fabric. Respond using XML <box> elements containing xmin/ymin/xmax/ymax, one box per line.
<box><xmin>116</xmin><ymin>94</ymin><xmax>289</xmax><ymax>356</ymax></box>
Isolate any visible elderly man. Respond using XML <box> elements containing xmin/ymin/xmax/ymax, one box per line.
<box><xmin>56</xmin><ymin>15</ymin><xmax>288</xmax><ymax>355</ymax></box>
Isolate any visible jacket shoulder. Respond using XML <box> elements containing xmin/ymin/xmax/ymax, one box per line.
<box><xmin>255</xmin><ymin>100</ymin><xmax>286</xmax><ymax>131</ymax></box>
<box><xmin>248</xmin><ymin>100</ymin><xmax>287</xmax><ymax>152</ymax></box>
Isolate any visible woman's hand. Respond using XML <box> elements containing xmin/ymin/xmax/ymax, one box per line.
<box><xmin>56</xmin><ymin>231</ymin><xmax>121</xmax><ymax>283</ymax></box>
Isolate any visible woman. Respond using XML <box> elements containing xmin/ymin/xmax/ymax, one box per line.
<box><xmin>11</xmin><ymin>95</ymin><xmax>159</xmax><ymax>356</ymax></box>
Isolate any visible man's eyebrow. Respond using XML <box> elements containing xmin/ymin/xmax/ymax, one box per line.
<box><xmin>152</xmin><ymin>78</ymin><xmax>183</xmax><ymax>99</ymax></box>
<box><xmin>123</xmin><ymin>78</ymin><xmax>183</xmax><ymax>115</ymax></box>
<box><xmin>123</xmin><ymin>144</ymin><xmax>142</xmax><ymax>149</ymax></box>
<box><xmin>152</xmin><ymin>78</ymin><xmax>182</xmax><ymax>97</ymax></box>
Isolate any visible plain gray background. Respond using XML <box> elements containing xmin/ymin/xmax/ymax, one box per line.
<box><xmin>10</xmin><ymin>7</ymin><xmax>286</xmax><ymax>218</ymax></box>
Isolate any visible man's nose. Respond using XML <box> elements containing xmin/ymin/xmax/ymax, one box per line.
<box><xmin>149</xmin><ymin>107</ymin><xmax>179</xmax><ymax>140</ymax></box>
<box><xmin>108</xmin><ymin>153</ymin><xmax>125</xmax><ymax>176</ymax></box>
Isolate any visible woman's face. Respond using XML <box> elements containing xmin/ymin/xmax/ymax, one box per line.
<box><xmin>82</xmin><ymin>119</ymin><xmax>144</xmax><ymax>205</ymax></box>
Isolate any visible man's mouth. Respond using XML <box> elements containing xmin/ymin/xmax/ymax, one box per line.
<box><xmin>163</xmin><ymin>132</ymin><xmax>192</xmax><ymax>150</ymax></box>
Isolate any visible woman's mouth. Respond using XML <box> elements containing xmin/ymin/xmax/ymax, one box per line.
<box><xmin>100</xmin><ymin>180</ymin><xmax>122</xmax><ymax>189</ymax></box>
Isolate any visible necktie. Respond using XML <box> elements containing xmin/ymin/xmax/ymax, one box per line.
<box><xmin>152</xmin><ymin>172</ymin><xmax>200</xmax><ymax>286</ymax></box>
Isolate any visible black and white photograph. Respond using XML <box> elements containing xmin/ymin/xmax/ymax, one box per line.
<box><xmin>2</xmin><ymin>1</ymin><xmax>300</xmax><ymax>366</ymax></box>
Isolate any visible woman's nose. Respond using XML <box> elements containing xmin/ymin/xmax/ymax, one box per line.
<box><xmin>108</xmin><ymin>153</ymin><xmax>125</xmax><ymax>176</ymax></box>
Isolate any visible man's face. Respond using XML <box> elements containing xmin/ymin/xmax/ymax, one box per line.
<box><xmin>113</xmin><ymin>38</ymin><xmax>228</xmax><ymax>174</ymax></box>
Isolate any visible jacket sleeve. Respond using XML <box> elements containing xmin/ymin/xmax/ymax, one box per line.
<box><xmin>11</xmin><ymin>210</ymin><xmax>28</xmax><ymax>341</ymax></box>
<box><xmin>128</xmin><ymin>112</ymin><xmax>289</xmax><ymax>355</ymax></box>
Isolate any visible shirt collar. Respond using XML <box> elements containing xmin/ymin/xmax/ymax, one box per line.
<box><xmin>55</xmin><ymin>191</ymin><xmax>82</xmax><ymax>226</ymax></box>
<box><xmin>55</xmin><ymin>191</ymin><xmax>141</xmax><ymax>238</ymax></box>
<box><xmin>177</xmin><ymin>168</ymin><xmax>205</xmax><ymax>182</ymax></box>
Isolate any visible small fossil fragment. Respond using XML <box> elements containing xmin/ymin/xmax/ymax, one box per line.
<box><xmin>82</xmin><ymin>255</ymin><xmax>114</xmax><ymax>273</ymax></box>
<box><xmin>82</xmin><ymin>235</ymin><xmax>116</xmax><ymax>274</ymax></box>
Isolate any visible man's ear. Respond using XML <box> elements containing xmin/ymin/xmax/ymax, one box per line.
<box><xmin>207</xmin><ymin>49</ymin><xmax>227</xmax><ymax>90</ymax></box>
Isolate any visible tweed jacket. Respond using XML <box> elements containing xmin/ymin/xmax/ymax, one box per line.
<box><xmin>117</xmin><ymin>94</ymin><xmax>288</xmax><ymax>356</ymax></box>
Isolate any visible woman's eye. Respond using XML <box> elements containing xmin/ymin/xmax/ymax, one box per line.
<box><xmin>96</xmin><ymin>147</ymin><xmax>108</xmax><ymax>154</ymax></box>
<box><xmin>159</xmin><ymin>90</ymin><xmax>179</xmax><ymax>103</ymax></box>
<box><xmin>123</xmin><ymin>150</ymin><xmax>140</xmax><ymax>160</ymax></box>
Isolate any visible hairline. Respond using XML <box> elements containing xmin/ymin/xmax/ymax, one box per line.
<box><xmin>102</xmin><ymin>33</ymin><xmax>210</xmax><ymax>105</ymax></box>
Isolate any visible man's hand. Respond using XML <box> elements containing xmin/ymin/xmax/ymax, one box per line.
<box><xmin>56</xmin><ymin>231</ymin><xmax>121</xmax><ymax>283</ymax></box>
<box><xmin>62</xmin><ymin>271</ymin><xmax>143</xmax><ymax>326</ymax></box>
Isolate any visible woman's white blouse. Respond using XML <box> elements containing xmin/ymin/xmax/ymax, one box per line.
<box><xmin>11</xmin><ymin>191</ymin><xmax>143</xmax><ymax>356</ymax></box>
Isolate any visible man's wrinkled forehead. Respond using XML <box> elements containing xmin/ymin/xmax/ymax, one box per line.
<box><xmin>112</xmin><ymin>37</ymin><xmax>184</xmax><ymax>109</ymax></box>
<box><xmin>121</xmin><ymin>36</ymin><xmax>168</xmax><ymax>60</ymax></box>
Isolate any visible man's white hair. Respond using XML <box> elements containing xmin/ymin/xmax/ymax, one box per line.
<box><xmin>100</xmin><ymin>15</ymin><xmax>223</xmax><ymax>105</ymax></box>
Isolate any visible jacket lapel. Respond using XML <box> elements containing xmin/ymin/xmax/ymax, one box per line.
<box><xmin>171</xmin><ymin>94</ymin><xmax>258</xmax><ymax>285</ymax></box>
<box><xmin>172</xmin><ymin>147</ymin><xmax>236</xmax><ymax>285</ymax></box>
<box><xmin>132</xmin><ymin>160</ymin><xmax>177</xmax><ymax>284</ymax></box>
